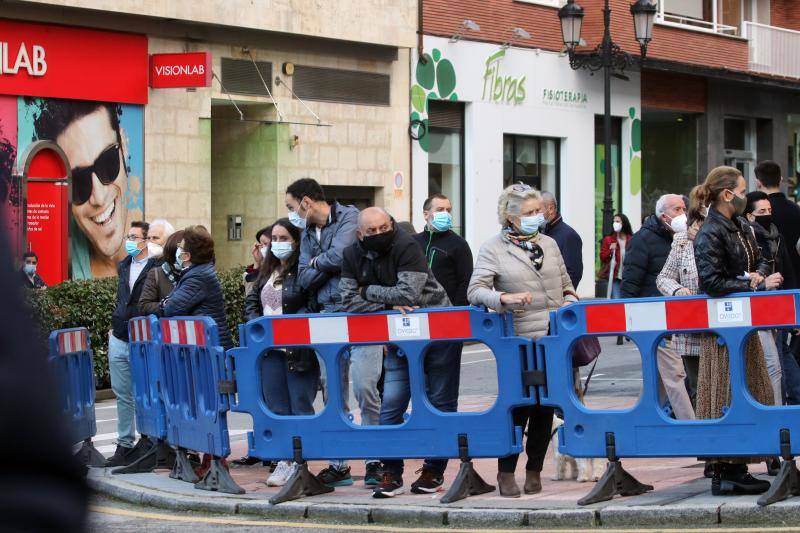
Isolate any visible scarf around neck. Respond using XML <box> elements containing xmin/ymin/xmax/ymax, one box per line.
<box><xmin>502</xmin><ymin>226</ymin><xmax>544</xmax><ymax>269</ymax></box>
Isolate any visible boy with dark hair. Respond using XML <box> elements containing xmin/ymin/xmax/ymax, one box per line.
<box><xmin>19</xmin><ymin>251</ymin><xmax>46</xmax><ymax>289</ymax></box>
<box><xmin>755</xmin><ymin>160</ymin><xmax>800</xmax><ymax>283</ymax></box>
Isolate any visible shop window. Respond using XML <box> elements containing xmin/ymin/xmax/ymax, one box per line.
<box><xmin>428</xmin><ymin>101</ymin><xmax>465</xmax><ymax>236</ymax></box>
<box><xmin>641</xmin><ymin>110</ymin><xmax>698</xmax><ymax>218</ymax></box>
<box><xmin>594</xmin><ymin>116</ymin><xmax>622</xmax><ymax>278</ymax></box>
<box><xmin>502</xmin><ymin>135</ymin><xmax>560</xmax><ymax>200</ymax></box>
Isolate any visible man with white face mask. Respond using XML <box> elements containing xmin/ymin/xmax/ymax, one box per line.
<box><xmin>621</xmin><ymin>194</ymin><xmax>694</xmax><ymax>420</ymax></box>
<box><xmin>146</xmin><ymin>219</ymin><xmax>174</xmax><ymax>257</ymax></box>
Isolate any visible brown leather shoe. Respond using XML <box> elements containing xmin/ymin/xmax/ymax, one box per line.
<box><xmin>497</xmin><ymin>472</ymin><xmax>521</xmax><ymax>498</ymax></box>
<box><xmin>524</xmin><ymin>470</ymin><xmax>542</xmax><ymax>494</ymax></box>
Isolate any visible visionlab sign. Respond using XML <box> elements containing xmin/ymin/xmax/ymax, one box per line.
<box><xmin>149</xmin><ymin>52</ymin><xmax>212</xmax><ymax>88</ymax></box>
<box><xmin>0</xmin><ymin>19</ymin><xmax>148</xmax><ymax>104</ymax></box>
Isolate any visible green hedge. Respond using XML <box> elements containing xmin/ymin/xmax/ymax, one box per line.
<box><xmin>26</xmin><ymin>266</ymin><xmax>247</xmax><ymax>389</ymax></box>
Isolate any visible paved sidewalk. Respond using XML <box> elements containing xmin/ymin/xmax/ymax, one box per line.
<box><xmin>88</xmin><ymin>395</ymin><xmax>800</xmax><ymax>529</ymax></box>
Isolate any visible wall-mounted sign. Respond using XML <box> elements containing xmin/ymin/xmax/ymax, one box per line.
<box><xmin>0</xmin><ymin>19</ymin><xmax>148</xmax><ymax>104</ymax></box>
<box><xmin>150</xmin><ymin>52</ymin><xmax>212</xmax><ymax>89</ymax></box>
<box><xmin>482</xmin><ymin>49</ymin><xmax>526</xmax><ymax>105</ymax></box>
<box><xmin>542</xmin><ymin>88</ymin><xmax>589</xmax><ymax>108</ymax></box>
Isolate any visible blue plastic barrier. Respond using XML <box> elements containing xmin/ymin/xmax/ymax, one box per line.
<box><xmin>537</xmin><ymin>290</ymin><xmax>800</xmax><ymax>505</ymax></box>
<box><xmin>159</xmin><ymin>316</ymin><xmax>242</xmax><ymax>494</ymax></box>
<box><xmin>231</xmin><ymin>306</ymin><xmax>534</xmax><ymax>503</ymax></box>
<box><xmin>48</xmin><ymin>327</ymin><xmax>105</xmax><ymax>467</ymax></box>
<box><xmin>112</xmin><ymin>316</ymin><xmax>175</xmax><ymax>474</ymax></box>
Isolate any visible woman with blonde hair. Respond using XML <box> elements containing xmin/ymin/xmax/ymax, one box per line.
<box><xmin>693</xmin><ymin>166</ymin><xmax>782</xmax><ymax>495</ymax></box>
<box><xmin>468</xmin><ymin>183</ymin><xmax>577</xmax><ymax>497</ymax></box>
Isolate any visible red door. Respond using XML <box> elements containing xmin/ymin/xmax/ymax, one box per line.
<box><xmin>24</xmin><ymin>145</ymin><xmax>69</xmax><ymax>285</ymax></box>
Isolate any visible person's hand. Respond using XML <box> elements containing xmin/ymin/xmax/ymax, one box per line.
<box><xmin>765</xmin><ymin>272</ymin><xmax>784</xmax><ymax>290</ymax></box>
<box><xmin>392</xmin><ymin>305</ymin><xmax>417</xmax><ymax>315</ymax></box>
<box><xmin>675</xmin><ymin>288</ymin><xmax>692</xmax><ymax>296</ymax></box>
<box><xmin>749</xmin><ymin>272</ymin><xmax>764</xmax><ymax>289</ymax></box>
<box><xmin>500</xmin><ymin>292</ymin><xmax>532</xmax><ymax>306</ymax></box>
<box><xmin>609</xmin><ymin>243</ymin><xmax>617</xmax><ymax>250</ymax></box>
<box><xmin>251</xmin><ymin>242</ymin><xmax>263</xmax><ymax>266</ymax></box>
<box><xmin>560</xmin><ymin>300</ymin><xmax>574</xmax><ymax>308</ymax></box>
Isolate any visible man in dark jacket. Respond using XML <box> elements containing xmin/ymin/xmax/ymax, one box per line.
<box><xmin>621</xmin><ymin>195</ymin><xmax>694</xmax><ymax>420</ymax></box>
<box><xmin>541</xmin><ymin>192</ymin><xmax>583</xmax><ymax>289</ymax></box>
<box><xmin>756</xmin><ymin>160</ymin><xmax>800</xmax><ymax>282</ymax></box>
<box><xmin>413</xmin><ymin>193</ymin><xmax>473</xmax><ymax>306</ymax></box>
<box><xmin>106</xmin><ymin>220</ymin><xmax>155</xmax><ymax>467</ymax></box>
<box><xmin>286</xmin><ymin>178</ymin><xmax>379</xmax><ymax>487</ymax></box>
<box><xmin>19</xmin><ymin>251</ymin><xmax>47</xmax><ymax>289</ymax></box>
<box><xmin>340</xmin><ymin>207</ymin><xmax>452</xmax><ymax>498</ymax></box>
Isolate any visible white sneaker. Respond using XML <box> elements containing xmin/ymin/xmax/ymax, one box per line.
<box><xmin>267</xmin><ymin>461</ymin><xmax>296</xmax><ymax>487</ymax></box>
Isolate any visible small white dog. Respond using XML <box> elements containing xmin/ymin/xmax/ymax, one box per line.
<box><xmin>551</xmin><ymin>415</ymin><xmax>606</xmax><ymax>482</ymax></box>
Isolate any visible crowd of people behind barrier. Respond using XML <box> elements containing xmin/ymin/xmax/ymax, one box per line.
<box><xmin>26</xmin><ymin>160</ymin><xmax>800</xmax><ymax>500</ymax></box>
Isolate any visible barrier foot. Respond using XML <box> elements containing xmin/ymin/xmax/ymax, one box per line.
<box><xmin>269</xmin><ymin>462</ymin><xmax>333</xmax><ymax>504</ymax></box>
<box><xmin>577</xmin><ymin>460</ymin><xmax>653</xmax><ymax>505</ymax></box>
<box><xmin>269</xmin><ymin>436</ymin><xmax>334</xmax><ymax>504</ymax></box>
<box><xmin>759</xmin><ymin>430</ymin><xmax>800</xmax><ymax>506</ymax></box>
<box><xmin>75</xmin><ymin>438</ymin><xmax>106</xmax><ymax>468</ymax></box>
<box><xmin>170</xmin><ymin>447</ymin><xmax>200</xmax><ymax>483</ymax></box>
<box><xmin>112</xmin><ymin>439</ymin><xmax>175</xmax><ymax>474</ymax></box>
<box><xmin>194</xmin><ymin>457</ymin><xmax>245</xmax><ymax>495</ymax></box>
<box><xmin>440</xmin><ymin>434</ymin><xmax>495</xmax><ymax>504</ymax></box>
<box><xmin>578</xmin><ymin>433</ymin><xmax>652</xmax><ymax>506</ymax></box>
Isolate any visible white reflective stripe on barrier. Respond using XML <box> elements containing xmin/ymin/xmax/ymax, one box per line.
<box><xmin>160</xmin><ymin>319</ymin><xmax>206</xmax><ymax>345</ymax></box>
<box><xmin>586</xmin><ymin>294</ymin><xmax>797</xmax><ymax>333</ymax></box>
<box><xmin>129</xmin><ymin>318</ymin><xmax>152</xmax><ymax>343</ymax></box>
<box><xmin>57</xmin><ymin>329</ymin><xmax>88</xmax><ymax>354</ymax></box>
<box><xmin>270</xmin><ymin>310</ymin><xmax>472</xmax><ymax>346</ymax></box>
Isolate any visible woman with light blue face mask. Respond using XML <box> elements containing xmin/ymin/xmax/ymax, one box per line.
<box><xmin>467</xmin><ymin>183</ymin><xmax>577</xmax><ymax>498</ymax></box>
<box><xmin>238</xmin><ymin>218</ymin><xmax>320</xmax><ymax>485</ymax></box>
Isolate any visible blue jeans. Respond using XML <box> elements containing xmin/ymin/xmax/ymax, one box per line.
<box><xmin>261</xmin><ymin>350</ymin><xmax>319</xmax><ymax>416</ymax></box>
<box><xmin>778</xmin><ymin>330</ymin><xmax>800</xmax><ymax>405</ymax></box>
<box><xmin>380</xmin><ymin>342</ymin><xmax>462</xmax><ymax>477</ymax></box>
<box><xmin>108</xmin><ymin>333</ymin><xmax>135</xmax><ymax>448</ymax></box>
<box><xmin>610</xmin><ymin>278</ymin><xmax>622</xmax><ymax>299</ymax></box>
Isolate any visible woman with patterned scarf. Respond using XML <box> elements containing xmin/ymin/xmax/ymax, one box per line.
<box><xmin>468</xmin><ymin>183</ymin><xmax>578</xmax><ymax>498</ymax></box>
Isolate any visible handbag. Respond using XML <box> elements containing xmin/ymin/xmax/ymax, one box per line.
<box><xmin>572</xmin><ymin>336</ymin><xmax>602</xmax><ymax>368</ymax></box>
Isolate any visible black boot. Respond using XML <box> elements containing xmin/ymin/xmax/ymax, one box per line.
<box><xmin>767</xmin><ymin>458</ymin><xmax>781</xmax><ymax>476</ymax></box>
<box><xmin>712</xmin><ymin>463</ymin><xmax>771</xmax><ymax>496</ymax></box>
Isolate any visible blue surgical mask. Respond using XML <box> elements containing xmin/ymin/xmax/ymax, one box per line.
<box><xmin>175</xmin><ymin>247</ymin><xmax>187</xmax><ymax>269</ymax></box>
<box><xmin>430</xmin><ymin>211</ymin><xmax>452</xmax><ymax>232</ymax></box>
<box><xmin>23</xmin><ymin>263</ymin><xmax>36</xmax><ymax>275</ymax></box>
<box><xmin>271</xmin><ymin>241</ymin><xmax>294</xmax><ymax>260</ymax></box>
<box><xmin>519</xmin><ymin>214</ymin><xmax>545</xmax><ymax>235</ymax></box>
<box><xmin>288</xmin><ymin>209</ymin><xmax>306</xmax><ymax>229</ymax></box>
<box><xmin>125</xmin><ymin>239</ymin><xmax>141</xmax><ymax>257</ymax></box>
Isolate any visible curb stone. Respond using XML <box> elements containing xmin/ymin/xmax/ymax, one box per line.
<box><xmin>370</xmin><ymin>505</ymin><xmax>446</xmax><ymax>527</ymax></box>
<box><xmin>235</xmin><ymin>500</ymin><xmax>309</xmax><ymax>520</ymax></box>
<box><xmin>598</xmin><ymin>504</ymin><xmax>720</xmax><ymax>527</ymax></box>
<box><xmin>526</xmin><ymin>509</ymin><xmax>597</xmax><ymax>529</ymax></box>
<box><xmin>305</xmin><ymin>503</ymin><xmax>372</xmax><ymax>524</ymax></box>
<box><xmin>720</xmin><ymin>501</ymin><xmax>800</xmax><ymax>526</ymax></box>
<box><xmin>446</xmin><ymin>509</ymin><xmax>526</xmax><ymax>528</ymax></box>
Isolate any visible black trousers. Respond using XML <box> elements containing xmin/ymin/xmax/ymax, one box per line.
<box><xmin>498</xmin><ymin>405</ymin><xmax>555</xmax><ymax>473</ymax></box>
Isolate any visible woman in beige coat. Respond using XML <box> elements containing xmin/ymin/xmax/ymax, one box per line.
<box><xmin>468</xmin><ymin>184</ymin><xmax>577</xmax><ymax>498</ymax></box>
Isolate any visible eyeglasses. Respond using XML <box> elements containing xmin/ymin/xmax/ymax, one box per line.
<box><xmin>511</xmin><ymin>183</ymin><xmax>532</xmax><ymax>192</ymax></box>
<box><xmin>71</xmin><ymin>143</ymin><xmax>122</xmax><ymax>206</ymax></box>
<box><xmin>125</xmin><ymin>234</ymin><xmax>145</xmax><ymax>241</ymax></box>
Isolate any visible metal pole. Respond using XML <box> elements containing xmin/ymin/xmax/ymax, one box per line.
<box><xmin>602</xmin><ymin>0</ymin><xmax>614</xmax><ymax>237</ymax></box>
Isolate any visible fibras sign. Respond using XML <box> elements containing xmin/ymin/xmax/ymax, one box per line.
<box><xmin>482</xmin><ymin>49</ymin><xmax>526</xmax><ymax>105</ymax></box>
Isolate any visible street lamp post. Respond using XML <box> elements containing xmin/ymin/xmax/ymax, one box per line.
<box><xmin>558</xmin><ymin>0</ymin><xmax>656</xmax><ymax>236</ymax></box>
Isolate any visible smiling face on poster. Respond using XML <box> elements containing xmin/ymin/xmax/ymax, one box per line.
<box><xmin>20</xmin><ymin>98</ymin><xmax>144</xmax><ymax>279</ymax></box>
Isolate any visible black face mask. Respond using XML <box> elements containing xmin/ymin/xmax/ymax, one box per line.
<box><xmin>755</xmin><ymin>214</ymin><xmax>773</xmax><ymax>230</ymax></box>
<box><xmin>362</xmin><ymin>230</ymin><xmax>395</xmax><ymax>254</ymax></box>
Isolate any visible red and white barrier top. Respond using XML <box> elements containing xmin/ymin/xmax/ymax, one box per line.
<box><xmin>129</xmin><ymin>317</ymin><xmax>153</xmax><ymax>343</ymax></box>
<box><xmin>585</xmin><ymin>294</ymin><xmax>797</xmax><ymax>334</ymax></box>
<box><xmin>271</xmin><ymin>310</ymin><xmax>473</xmax><ymax>346</ymax></box>
<box><xmin>57</xmin><ymin>329</ymin><xmax>89</xmax><ymax>354</ymax></box>
<box><xmin>160</xmin><ymin>318</ymin><xmax>207</xmax><ymax>346</ymax></box>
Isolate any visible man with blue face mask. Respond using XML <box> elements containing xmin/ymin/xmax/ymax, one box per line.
<box><xmin>106</xmin><ymin>220</ymin><xmax>155</xmax><ymax>468</ymax></box>
<box><xmin>19</xmin><ymin>251</ymin><xmax>47</xmax><ymax>289</ymax></box>
<box><xmin>413</xmin><ymin>193</ymin><xmax>473</xmax><ymax>307</ymax></box>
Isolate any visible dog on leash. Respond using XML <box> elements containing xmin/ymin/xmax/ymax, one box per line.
<box><xmin>551</xmin><ymin>368</ymin><xmax>607</xmax><ymax>482</ymax></box>
<box><xmin>550</xmin><ymin>415</ymin><xmax>606</xmax><ymax>482</ymax></box>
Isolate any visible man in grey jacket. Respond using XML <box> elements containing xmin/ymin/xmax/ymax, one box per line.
<box><xmin>285</xmin><ymin>178</ymin><xmax>382</xmax><ymax>487</ymax></box>
<box><xmin>340</xmin><ymin>207</ymin><xmax>453</xmax><ymax>498</ymax></box>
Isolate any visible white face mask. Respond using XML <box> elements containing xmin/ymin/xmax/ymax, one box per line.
<box><xmin>612</xmin><ymin>222</ymin><xmax>623</xmax><ymax>233</ymax></box>
<box><xmin>147</xmin><ymin>242</ymin><xmax>164</xmax><ymax>257</ymax></box>
<box><xmin>669</xmin><ymin>213</ymin><xmax>688</xmax><ymax>233</ymax></box>
<box><xmin>259</xmin><ymin>245</ymin><xmax>268</xmax><ymax>259</ymax></box>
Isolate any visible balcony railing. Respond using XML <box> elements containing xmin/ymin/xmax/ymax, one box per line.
<box><xmin>656</xmin><ymin>12</ymin><xmax>739</xmax><ymax>36</ymax></box>
<box><xmin>743</xmin><ymin>22</ymin><xmax>800</xmax><ymax>79</ymax></box>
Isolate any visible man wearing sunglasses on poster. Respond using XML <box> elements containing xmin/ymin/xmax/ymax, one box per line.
<box><xmin>33</xmin><ymin>100</ymin><xmax>138</xmax><ymax>279</ymax></box>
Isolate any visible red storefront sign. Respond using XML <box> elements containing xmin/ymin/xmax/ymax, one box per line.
<box><xmin>0</xmin><ymin>18</ymin><xmax>148</xmax><ymax>104</ymax></box>
<box><xmin>150</xmin><ymin>52</ymin><xmax>211</xmax><ymax>88</ymax></box>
